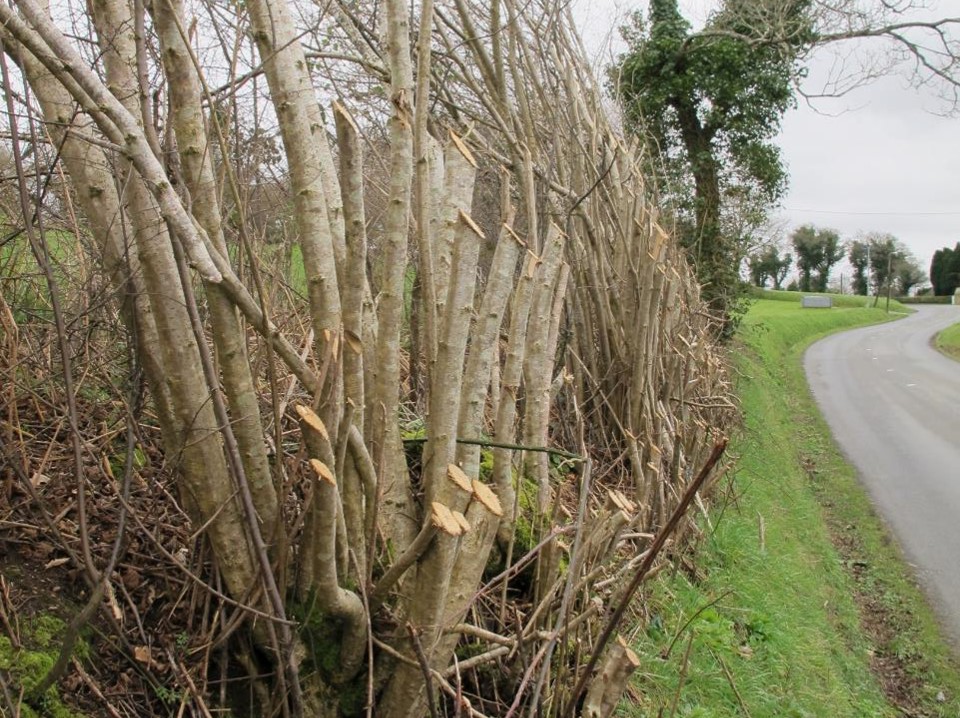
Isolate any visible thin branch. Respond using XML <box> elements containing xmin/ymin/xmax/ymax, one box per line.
<box><xmin>563</xmin><ymin>439</ymin><xmax>729</xmax><ymax>718</ymax></box>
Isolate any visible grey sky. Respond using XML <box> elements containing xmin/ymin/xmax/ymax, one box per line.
<box><xmin>572</xmin><ymin>0</ymin><xmax>959</xmax><ymax>280</ymax></box>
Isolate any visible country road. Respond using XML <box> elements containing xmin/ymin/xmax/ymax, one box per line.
<box><xmin>805</xmin><ymin>304</ymin><xmax>960</xmax><ymax>642</ymax></box>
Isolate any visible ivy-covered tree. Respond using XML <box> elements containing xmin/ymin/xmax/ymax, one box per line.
<box><xmin>616</xmin><ymin>0</ymin><xmax>959</xmax><ymax>323</ymax></box>
<box><xmin>747</xmin><ymin>245</ymin><xmax>792</xmax><ymax>289</ymax></box>
<box><xmin>894</xmin><ymin>255</ymin><xmax>927</xmax><ymax>296</ymax></box>
<box><xmin>848</xmin><ymin>240</ymin><xmax>870</xmax><ymax>295</ymax></box>
<box><xmin>863</xmin><ymin>233</ymin><xmax>900</xmax><ymax>300</ymax></box>
<box><xmin>791</xmin><ymin>225</ymin><xmax>843</xmax><ymax>292</ymax></box>
<box><xmin>616</xmin><ymin>0</ymin><xmax>809</xmax><ymax>323</ymax></box>
<box><xmin>854</xmin><ymin>233</ymin><xmax>925</xmax><ymax>298</ymax></box>
<box><xmin>930</xmin><ymin>244</ymin><xmax>960</xmax><ymax>296</ymax></box>
<box><xmin>774</xmin><ymin>250</ymin><xmax>793</xmax><ymax>290</ymax></box>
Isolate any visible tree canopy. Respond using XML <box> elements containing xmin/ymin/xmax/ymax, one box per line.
<box><xmin>849</xmin><ymin>235</ymin><xmax>927</xmax><ymax>296</ymax></box>
<box><xmin>791</xmin><ymin>224</ymin><xmax>843</xmax><ymax>292</ymax></box>
<box><xmin>894</xmin><ymin>255</ymin><xmax>927</xmax><ymax>296</ymax></box>
<box><xmin>930</xmin><ymin>243</ymin><xmax>960</xmax><ymax>296</ymax></box>
<box><xmin>747</xmin><ymin>244</ymin><xmax>792</xmax><ymax>289</ymax></box>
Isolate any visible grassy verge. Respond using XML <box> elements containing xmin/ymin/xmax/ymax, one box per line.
<box><xmin>625</xmin><ymin>296</ymin><xmax>960</xmax><ymax>717</ymax></box>
<box><xmin>935</xmin><ymin>321</ymin><xmax>960</xmax><ymax>362</ymax></box>
<box><xmin>750</xmin><ymin>287</ymin><xmax>911</xmax><ymax>311</ymax></box>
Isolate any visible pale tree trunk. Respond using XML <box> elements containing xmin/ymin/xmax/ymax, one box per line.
<box><xmin>455</xmin><ymin>199</ymin><xmax>521</xmax><ymax>477</ymax></box>
<box><xmin>85</xmin><ymin>0</ymin><xmax>257</xmax><ymax>597</ymax></box>
<box><xmin>242</xmin><ymin>0</ymin><xmax>364</xmax><ymax>617</ymax></box>
<box><xmin>151</xmin><ymin>0</ymin><xmax>278</xmax><ymax>540</ymax></box>
<box><xmin>488</xmin><ymin>225</ymin><xmax>564</xmax><ymax>542</ymax></box>
<box><xmin>370</xmin><ymin>0</ymin><xmax>419</xmax><ymax>553</ymax></box>
<box><xmin>378</xmin><ymin>140</ymin><xmax>484</xmax><ymax>718</ymax></box>
<box><xmin>523</xmin><ymin>233</ymin><xmax>568</xmax><ymax>516</ymax></box>
<box><xmin>413</xmin><ymin>0</ymin><xmax>438</xmax><ymax>371</ymax></box>
<box><xmin>333</xmin><ymin>102</ymin><xmax>369</xmax><ymax>577</ymax></box>
<box><xmin>245</xmin><ymin>0</ymin><xmax>342</xmax><ymax>430</ymax></box>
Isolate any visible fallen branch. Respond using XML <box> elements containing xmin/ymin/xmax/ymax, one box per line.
<box><xmin>402</xmin><ymin>436</ymin><xmax>585</xmax><ymax>463</ymax></box>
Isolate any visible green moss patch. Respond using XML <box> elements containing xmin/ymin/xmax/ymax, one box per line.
<box><xmin>0</xmin><ymin>614</ymin><xmax>87</xmax><ymax>717</ymax></box>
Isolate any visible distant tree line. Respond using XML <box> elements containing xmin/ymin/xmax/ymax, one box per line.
<box><xmin>747</xmin><ymin>225</ymin><xmax>927</xmax><ymax>297</ymax></box>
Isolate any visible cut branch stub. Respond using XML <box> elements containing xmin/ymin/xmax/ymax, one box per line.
<box><xmin>446</xmin><ymin>464</ymin><xmax>474</xmax><ymax>494</ymax></box>
<box><xmin>322</xmin><ymin>328</ymin><xmax>340</xmax><ymax>360</ymax></box>
<box><xmin>503</xmin><ymin>223</ymin><xmax>527</xmax><ymax>247</ymax></box>
<box><xmin>431</xmin><ymin>502</ymin><xmax>465</xmax><ymax>536</ymax></box>
<box><xmin>332</xmin><ymin>99</ymin><xmax>359</xmax><ymax>134</ymax></box>
<box><xmin>448</xmin><ymin>129</ymin><xmax>478</xmax><ymax>168</ymax></box>
<box><xmin>344</xmin><ymin>330</ymin><xmax>363</xmax><ymax>355</ymax></box>
<box><xmin>310</xmin><ymin>459</ymin><xmax>336</xmax><ymax>486</ymax></box>
<box><xmin>470</xmin><ymin>480</ymin><xmax>503</xmax><ymax>517</ymax></box>
<box><xmin>606</xmin><ymin>489</ymin><xmax>636</xmax><ymax>516</ymax></box>
<box><xmin>296</xmin><ymin>404</ymin><xmax>330</xmax><ymax>442</ymax></box>
<box><xmin>525</xmin><ymin>250</ymin><xmax>543</xmax><ymax>278</ymax></box>
<box><xmin>458</xmin><ymin>210</ymin><xmax>485</xmax><ymax>241</ymax></box>
<box><xmin>582</xmin><ymin>635</ymin><xmax>642</xmax><ymax>718</ymax></box>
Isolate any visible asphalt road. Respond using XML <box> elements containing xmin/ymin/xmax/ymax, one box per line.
<box><xmin>805</xmin><ymin>304</ymin><xmax>960</xmax><ymax>642</ymax></box>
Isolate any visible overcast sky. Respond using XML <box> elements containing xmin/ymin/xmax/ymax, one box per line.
<box><xmin>571</xmin><ymin>0</ymin><xmax>960</xmax><ymax>280</ymax></box>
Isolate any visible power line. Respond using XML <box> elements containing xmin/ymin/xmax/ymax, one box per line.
<box><xmin>783</xmin><ymin>207</ymin><xmax>960</xmax><ymax>217</ymax></box>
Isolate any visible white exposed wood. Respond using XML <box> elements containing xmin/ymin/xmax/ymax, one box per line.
<box><xmin>582</xmin><ymin>636</ymin><xmax>642</xmax><ymax>718</ymax></box>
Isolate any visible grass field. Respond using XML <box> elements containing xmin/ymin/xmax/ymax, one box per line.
<box><xmin>0</xmin><ymin>225</ymin><xmax>86</xmax><ymax>322</ymax></box>
<box><xmin>625</xmin><ymin>294</ymin><xmax>960</xmax><ymax>717</ymax></box>
<box><xmin>935</xmin><ymin>321</ymin><xmax>960</xmax><ymax>361</ymax></box>
<box><xmin>751</xmin><ymin>286</ymin><xmax>911</xmax><ymax>312</ymax></box>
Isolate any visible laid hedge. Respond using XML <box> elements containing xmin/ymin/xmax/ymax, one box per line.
<box><xmin>897</xmin><ymin>295</ymin><xmax>954</xmax><ymax>304</ymax></box>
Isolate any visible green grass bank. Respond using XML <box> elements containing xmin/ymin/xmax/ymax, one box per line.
<box><xmin>626</xmin><ymin>294</ymin><xmax>960</xmax><ymax>717</ymax></box>
<box><xmin>935</xmin><ymin>321</ymin><xmax>960</xmax><ymax>362</ymax></box>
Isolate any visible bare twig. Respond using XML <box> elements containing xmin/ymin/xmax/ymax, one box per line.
<box><xmin>407</xmin><ymin>623</ymin><xmax>439</xmax><ymax>718</ymax></box>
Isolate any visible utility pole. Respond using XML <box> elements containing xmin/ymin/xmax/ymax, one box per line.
<box><xmin>885</xmin><ymin>251</ymin><xmax>893</xmax><ymax>313</ymax></box>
